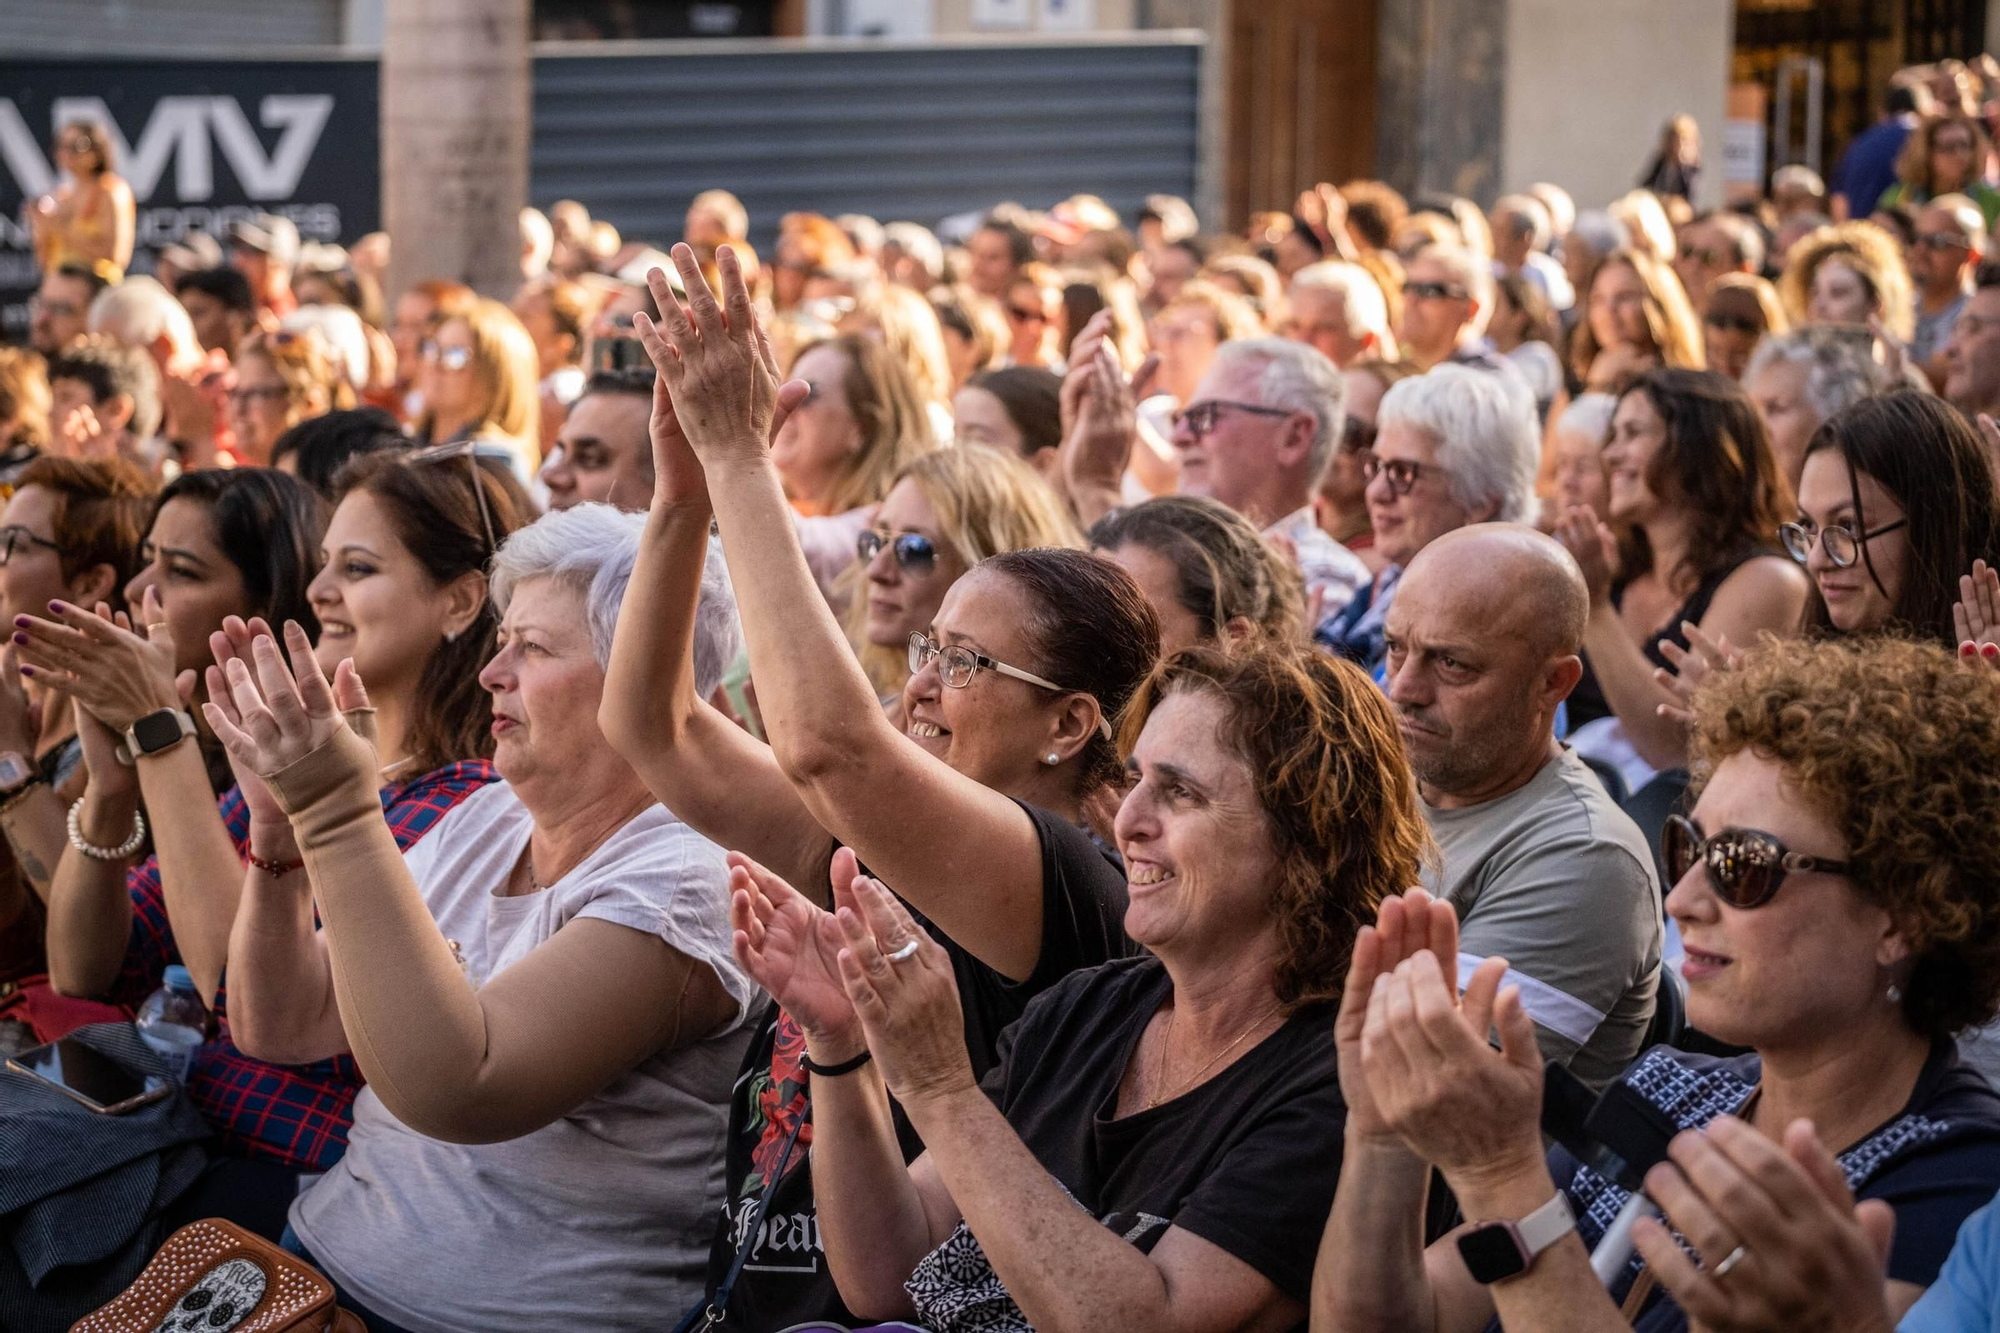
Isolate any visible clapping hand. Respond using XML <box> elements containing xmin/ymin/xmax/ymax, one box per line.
<box><xmin>1553</xmin><ymin>504</ymin><xmax>1617</xmax><ymax>610</ymax></box>
<box><xmin>13</xmin><ymin>585</ymin><xmax>191</xmax><ymax>732</ymax></box>
<box><xmin>632</xmin><ymin>244</ymin><xmax>808</xmax><ymax>474</ymax></box>
<box><xmin>1654</xmin><ymin>621</ymin><xmax>1742</xmax><ymax>726</ymax></box>
<box><xmin>1955</xmin><ymin>558</ymin><xmax>2000</xmax><ymax>666</ymax></box>
<box><xmin>1337</xmin><ymin>888</ymin><xmax>1463</xmax><ymax>1143</ymax></box>
<box><xmin>1058</xmin><ymin>309</ymin><xmax>1159</xmax><ymax>521</ymax></box>
<box><xmin>1638</xmin><ymin>1116</ymin><xmax>1897</xmax><ymax>1333</ymax></box>
<box><xmin>731</xmin><ymin>847</ymin><xmax>866</xmax><ymax>1051</ymax></box>
<box><xmin>833</xmin><ymin>871</ymin><xmax>973</xmax><ymax>1106</ymax></box>
<box><xmin>201</xmin><ymin>621</ymin><xmax>364</xmax><ymax>786</ymax></box>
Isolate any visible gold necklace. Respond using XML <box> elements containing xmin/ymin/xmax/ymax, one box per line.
<box><xmin>1147</xmin><ymin>1001</ymin><xmax>1282</xmax><ymax>1109</ymax></box>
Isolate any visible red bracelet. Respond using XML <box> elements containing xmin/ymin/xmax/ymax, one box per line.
<box><xmin>246</xmin><ymin>851</ymin><xmax>305</xmax><ymax>877</ymax></box>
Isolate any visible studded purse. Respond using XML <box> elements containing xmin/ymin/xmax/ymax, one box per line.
<box><xmin>68</xmin><ymin>1218</ymin><xmax>364</xmax><ymax>1333</ymax></box>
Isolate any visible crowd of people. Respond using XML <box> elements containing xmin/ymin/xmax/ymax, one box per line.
<box><xmin>8</xmin><ymin>50</ymin><xmax>2000</xmax><ymax>1333</ymax></box>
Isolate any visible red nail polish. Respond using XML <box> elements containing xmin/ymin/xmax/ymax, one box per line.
<box><xmin>1983</xmin><ymin>644</ymin><xmax>1997</xmax><ymax>659</ymax></box>
<box><xmin>1965</xmin><ymin>642</ymin><xmax>1979</xmax><ymax>657</ymax></box>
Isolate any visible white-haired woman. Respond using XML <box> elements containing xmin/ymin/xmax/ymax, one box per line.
<box><xmin>1744</xmin><ymin>325</ymin><xmax>1887</xmax><ymax>490</ymax></box>
<box><xmin>1317</xmin><ymin>364</ymin><xmax>1540</xmax><ymax>672</ymax></box>
<box><xmin>207</xmin><ymin>503</ymin><xmax>756</xmax><ymax>1331</ymax></box>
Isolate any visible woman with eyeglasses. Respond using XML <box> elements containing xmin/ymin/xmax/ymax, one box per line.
<box><xmin>1553</xmin><ymin>368</ymin><xmax>1807</xmax><ymax>781</ymax></box>
<box><xmin>28</xmin><ymin>119</ymin><xmax>134</xmax><ymax>279</ymax></box>
<box><xmin>1312</xmin><ymin>633</ymin><xmax>2000</xmax><ymax>1333</ymax></box>
<box><xmin>845</xmin><ymin>443</ymin><xmax>1082</xmax><ymax>721</ymax></box>
<box><xmin>228</xmin><ymin>330</ymin><xmax>355</xmax><ymax>468</ymax></box>
<box><xmin>600</xmin><ymin>246</ymin><xmax>1154</xmax><ymax>1331</ymax></box>
<box><xmin>1315</xmin><ymin>360</ymin><xmax>1415</xmax><ymax>575</ymax></box>
<box><xmin>413</xmin><ymin>296</ymin><xmax>543</xmax><ymax>482</ymax></box>
<box><xmin>999</xmin><ymin>261</ymin><xmax>1066</xmax><ymax>371</ymax></box>
<box><xmin>1880</xmin><ymin>111</ymin><xmax>2000</xmax><ymax>227</ymax></box>
<box><xmin>1699</xmin><ymin>273</ymin><xmax>1787</xmax><ymax>382</ymax></box>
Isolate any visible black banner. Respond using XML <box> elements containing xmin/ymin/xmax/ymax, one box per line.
<box><xmin>0</xmin><ymin>55</ymin><xmax>379</xmax><ymax>343</ymax></box>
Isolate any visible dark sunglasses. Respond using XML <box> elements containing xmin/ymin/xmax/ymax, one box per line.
<box><xmin>1663</xmin><ymin>813</ymin><xmax>1852</xmax><ymax>909</ymax></box>
<box><xmin>1360</xmin><ymin>453</ymin><xmax>1434</xmax><ymax>497</ymax></box>
<box><xmin>1705</xmin><ymin>312</ymin><xmax>1761</xmax><ymax>336</ymax></box>
<box><xmin>857</xmin><ymin>529</ymin><xmax>938</xmax><ymax>574</ymax></box>
<box><xmin>1341</xmin><ymin>417</ymin><xmax>1377</xmax><ymax>454</ymax></box>
<box><xmin>1405</xmin><ymin>280</ymin><xmax>1469</xmax><ymax>301</ymax></box>
<box><xmin>1173</xmin><ymin>398</ymin><xmax>1292</xmax><ymax>441</ymax></box>
<box><xmin>1915</xmin><ymin>231</ymin><xmax>1972</xmax><ymax>252</ymax></box>
<box><xmin>1006</xmin><ymin>304</ymin><xmax>1046</xmax><ymax>324</ymax></box>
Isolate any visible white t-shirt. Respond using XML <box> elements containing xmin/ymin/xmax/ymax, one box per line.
<box><xmin>289</xmin><ymin>781</ymin><xmax>756</xmax><ymax>1333</ymax></box>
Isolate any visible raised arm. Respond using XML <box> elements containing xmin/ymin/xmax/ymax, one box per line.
<box><xmin>212</xmin><ymin>628</ymin><xmax>734</xmax><ymax>1144</ymax></box>
<box><xmin>638</xmin><ymin>244</ymin><xmax>1054</xmax><ymax>983</ymax></box>
<box><xmin>598</xmin><ymin>360</ymin><xmax>836</xmax><ymax>896</ymax></box>
<box><xmin>43</xmin><ymin>702</ymin><xmax>144</xmax><ymax>997</ymax></box>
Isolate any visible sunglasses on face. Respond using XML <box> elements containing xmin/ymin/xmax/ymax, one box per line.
<box><xmin>1006</xmin><ymin>304</ymin><xmax>1046</xmax><ymax>324</ymax></box>
<box><xmin>1173</xmin><ymin>398</ymin><xmax>1292</xmax><ymax>441</ymax></box>
<box><xmin>226</xmin><ymin>385</ymin><xmax>291</xmax><ymax>407</ymax></box>
<box><xmin>1663</xmin><ymin>813</ymin><xmax>1851</xmax><ymax>909</ymax></box>
<box><xmin>907</xmin><ymin>631</ymin><xmax>1114</xmax><ymax>739</ymax></box>
<box><xmin>1705</xmin><ymin>312</ymin><xmax>1761</xmax><ymax>336</ymax></box>
<box><xmin>1360</xmin><ymin>453</ymin><xmax>1435</xmax><ymax>497</ymax></box>
<box><xmin>1778</xmin><ymin>517</ymin><xmax>1909</xmax><ymax>568</ymax></box>
<box><xmin>421</xmin><ymin>340</ymin><xmax>474</xmax><ymax>371</ymax></box>
<box><xmin>1915</xmin><ymin>231</ymin><xmax>1972</xmax><ymax>252</ymax></box>
<box><xmin>1405</xmin><ymin>280</ymin><xmax>1469</xmax><ymax>301</ymax></box>
<box><xmin>1341</xmin><ymin>417</ymin><xmax>1377</xmax><ymax>454</ymax></box>
<box><xmin>858</xmin><ymin>529</ymin><xmax>938</xmax><ymax>574</ymax></box>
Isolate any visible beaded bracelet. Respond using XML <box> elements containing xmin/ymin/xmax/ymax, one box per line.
<box><xmin>67</xmin><ymin>797</ymin><xmax>147</xmax><ymax>861</ymax></box>
<box><xmin>246</xmin><ymin>851</ymin><xmax>305</xmax><ymax>877</ymax></box>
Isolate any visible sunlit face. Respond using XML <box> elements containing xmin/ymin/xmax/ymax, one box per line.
<box><xmin>1366</xmin><ymin>419</ymin><xmax>1473</xmax><ymax>568</ymax></box>
<box><xmin>968</xmin><ymin>228</ymin><xmax>1018</xmax><ymax>298</ymax></box>
<box><xmin>541</xmin><ymin>392</ymin><xmax>652</xmax><ymax>512</ymax></box>
<box><xmin>861</xmin><ymin>478</ymin><xmax>967</xmax><ymax>649</ymax></box>
<box><xmin>1808</xmin><ymin>257</ymin><xmax>1875</xmax><ymax>325</ymax></box>
<box><xmin>770</xmin><ymin>344</ymin><xmax>862</xmax><ymax>511</ymax></box>
<box><xmin>1552</xmin><ymin>423</ymin><xmax>1611</xmax><ymax>522</ymax></box>
<box><xmin>419</xmin><ymin>317</ymin><xmax>480</xmax><ymax>424</ymax></box>
<box><xmin>1673</xmin><ymin>220</ymin><xmax>1739</xmax><ymax>311</ymax></box>
<box><xmin>1004</xmin><ymin>280</ymin><xmax>1054</xmax><ymax>366</ymax></box>
<box><xmin>226</xmin><ymin>350</ymin><xmax>300</xmax><ymax>465</ymax></box>
<box><xmin>1587</xmin><ymin>260</ymin><xmax>1650</xmax><ymax>350</ymax></box>
<box><xmin>1150</xmin><ymin>304</ymin><xmax>1222</xmax><ymax>404</ymax></box>
<box><xmin>1113</xmin><ymin>688</ymin><xmax>1284</xmax><ymax>957</ymax></box>
<box><xmin>1668</xmin><ymin>750</ymin><xmax>1900</xmax><ymax>1051</ymax></box>
<box><xmin>308</xmin><ymin>490</ymin><xmax>472</xmax><ymax>695</ymax></box>
<box><xmin>479</xmin><ymin>577</ymin><xmax>607</xmax><ymax>789</ymax></box>
<box><xmin>1747</xmin><ymin>358</ymin><xmax>1817</xmax><ymax>490</ymax></box>
<box><xmin>1172</xmin><ymin>356</ymin><xmax>1298</xmax><ymax>518</ymax></box>
<box><xmin>1147</xmin><ymin>247</ymin><xmax>1199</xmax><ymax>308</ymax></box>
<box><xmin>951</xmin><ymin>385</ymin><xmax>1027</xmax><ymax>458</ymax></box>
<box><xmin>1602</xmin><ymin>390</ymin><xmax>1669</xmax><ymax>524</ymax></box>
<box><xmin>1398</xmin><ymin>254</ymin><xmax>1474</xmax><ymax>367</ymax></box>
<box><xmin>1792</xmin><ymin>451</ymin><xmax>1909</xmax><ymax>635</ymax></box>
<box><xmin>1284</xmin><ymin>286</ymin><xmax>1368</xmax><ymax>368</ymax></box>
<box><xmin>1930</xmin><ymin>123</ymin><xmax>1978</xmax><ymax>191</ymax></box>
<box><xmin>124</xmin><ymin>498</ymin><xmax>252</xmax><ymax>681</ymax></box>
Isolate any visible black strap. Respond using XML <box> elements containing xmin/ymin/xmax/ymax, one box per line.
<box><xmin>800</xmin><ymin>1047</ymin><xmax>872</xmax><ymax>1078</ymax></box>
<box><xmin>671</xmin><ymin>1104</ymin><xmax>810</xmax><ymax>1333</ymax></box>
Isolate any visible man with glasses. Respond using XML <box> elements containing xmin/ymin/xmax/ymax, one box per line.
<box><xmin>1385</xmin><ymin>523</ymin><xmax>1662</xmax><ymax>1089</ymax></box>
<box><xmin>1397</xmin><ymin>244</ymin><xmax>1514</xmax><ymax>376</ymax></box>
<box><xmin>1945</xmin><ymin>263</ymin><xmax>2000</xmax><ymax>422</ymax></box>
<box><xmin>1672</xmin><ymin>212</ymin><xmax>1764</xmax><ymax>315</ymax></box>
<box><xmin>1909</xmin><ymin>196</ymin><xmax>1985</xmax><ymax>385</ymax></box>
<box><xmin>29</xmin><ymin>263</ymin><xmax>107</xmax><ymax>359</ymax></box>
<box><xmin>1170</xmin><ymin>337</ymin><xmax>1369</xmax><ymax>608</ymax></box>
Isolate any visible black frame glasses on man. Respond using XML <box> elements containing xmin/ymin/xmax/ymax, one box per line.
<box><xmin>1662</xmin><ymin>813</ymin><xmax>1851</xmax><ymax>909</ymax></box>
<box><xmin>0</xmin><ymin>527</ymin><xmax>62</xmax><ymax>566</ymax></box>
<box><xmin>1173</xmin><ymin>399</ymin><xmax>1293</xmax><ymax>442</ymax></box>
<box><xmin>1778</xmin><ymin>518</ymin><xmax>1908</xmax><ymax>569</ymax></box>
<box><xmin>857</xmin><ymin>530</ymin><xmax>938</xmax><ymax>576</ymax></box>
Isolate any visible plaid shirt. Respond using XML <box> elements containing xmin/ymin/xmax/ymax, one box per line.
<box><xmin>111</xmin><ymin>759</ymin><xmax>497</xmax><ymax>1170</ymax></box>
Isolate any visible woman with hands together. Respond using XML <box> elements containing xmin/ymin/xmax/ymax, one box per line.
<box><xmin>604</xmin><ymin>244</ymin><xmax>1150</xmax><ymax>1329</ymax></box>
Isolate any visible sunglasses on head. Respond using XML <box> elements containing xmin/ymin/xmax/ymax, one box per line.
<box><xmin>1662</xmin><ymin>813</ymin><xmax>1851</xmax><ymax>909</ymax></box>
<box><xmin>857</xmin><ymin>529</ymin><xmax>937</xmax><ymax>574</ymax></box>
<box><xmin>405</xmin><ymin>439</ymin><xmax>500</xmax><ymax>554</ymax></box>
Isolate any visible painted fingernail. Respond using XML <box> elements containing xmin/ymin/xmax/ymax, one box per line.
<box><xmin>10</xmin><ymin>634</ymin><xmax>23</xmax><ymax>647</ymax></box>
<box><xmin>45</xmin><ymin>601</ymin><xmax>63</xmax><ymax>613</ymax></box>
<box><xmin>18</xmin><ymin>666</ymin><xmax>31</xmax><ymax>677</ymax></box>
<box><xmin>1983</xmin><ymin>644</ymin><xmax>1997</xmax><ymax>659</ymax></box>
<box><xmin>1965</xmin><ymin>642</ymin><xmax>1979</xmax><ymax>657</ymax></box>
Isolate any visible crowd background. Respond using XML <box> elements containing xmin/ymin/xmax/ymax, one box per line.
<box><xmin>9</xmin><ymin>40</ymin><xmax>2000</xmax><ymax>1333</ymax></box>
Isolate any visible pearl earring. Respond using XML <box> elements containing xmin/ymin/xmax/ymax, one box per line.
<box><xmin>1044</xmin><ymin>752</ymin><xmax>1060</xmax><ymax>766</ymax></box>
<box><xmin>1888</xmin><ymin>982</ymin><xmax>1904</xmax><ymax>1004</ymax></box>
<box><xmin>444</xmin><ymin>629</ymin><xmax>457</xmax><ymax>644</ymax></box>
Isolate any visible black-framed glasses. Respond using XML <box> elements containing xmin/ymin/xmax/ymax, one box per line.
<box><xmin>858</xmin><ymin>530</ymin><xmax>938</xmax><ymax>575</ymax></box>
<box><xmin>421</xmin><ymin>340</ymin><xmax>474</xmax><ymax>372</ymax></box>
<box><xmin>1361</xmin><ymin>454</ymin><xmax>1436</xmax><ymax>497</ymax></box>
<box><xmin>1663</xmin><ymin>813</ymin><xmax>1852</xmax><ymax>910</ymax></box>
<box><xmin>1405</xmin><ymin>280</ymin><xmax>1470</xmax><ymax>301</ymax></box>
<box><xmin>0</xmin><ymin>527</ymin><xmax>62</xmax><ymax>565</ymax></box>
<box><xmin>226</xmin><ymin>384</ymin><xmax>290</xmax><ymax>407</ymax></box>
<box><xmin>907</xmin><ymin>630</ymin><xmax>1113</xmax><ymax>739</ymax></box>
<box><xmin>1174</xmin><ymin>399</ymin><xmax>1293</xmax><ymax>441</ymax></box>
<box><xmin>1341</xmin><ymin>418</ymin><xmax>1377</xmax><ymax>454</ymax></box>
<box><xmin>1778</xmin><ymin>518</ymin><xmax>1908</xmax><ymax>568</ymax></box>
<box><xmin>1006</xmin><ymin>304</ymin><xmax>1046</xmax><ymax>324</ymax></box>
<box><xmin>1704</xmin><ymin>312</ymin><xmax>1761</xmax><ymax>336</ymax></box>
<box><xmin>406</xmin><ymin>439</ymin><xmax>500</xmax><ymax>553</ymax></box>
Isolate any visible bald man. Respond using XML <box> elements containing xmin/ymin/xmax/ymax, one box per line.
<box><xmin>1383</xmin><ymin>524</ymin><xmax>1662</xmax><ymax>1089</ymax></box>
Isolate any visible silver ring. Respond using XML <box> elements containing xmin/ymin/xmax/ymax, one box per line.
<box><xmin>1712</xmin><ymin>1245</ymin><xmax>1747</xmax><ymax>1279</ymax></box>
<box><xmin>885</xmin><ymin>938</ymin><xmax>921</xmax><ymax>963</ymax></box>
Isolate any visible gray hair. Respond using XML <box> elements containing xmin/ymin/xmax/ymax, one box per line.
<box><xmin>489</xmin><ymin>503</ymin><xmax>742</xmax><ymax>697</ymax></box>
<box><xmin>1554</xmin><ymin>392</ymin><xmax>1617</xmax><ymax>446</ymax></box>
<box><xmin>1211</xmin><ymin>336</ymin><xmax>1347</xmax><ymax>484</ymax></box>
<box><xmin>1745</xmin><ymin>326</ymin><xmax>1886</xmax><ymax>424</ymax></box>
<box><xmin>1289</xmin><ymin>261</ymin><xmax>1391</xmax><ymax>340</ymax></box>
<box><xmin>883</xmin><ymin>221</ymin><xmax>944</xmax><ymax>282</ymax></box>
<box><xmin>1412</xmin><ymin>243</ymin><xmax>1496</xmax><ymax>337</ymax></box>
<box><xmin>88</xmin><ymin>276</ymin><xmax>200</xmax><ymax>364</ymax></box>
<box><xmin>1566</xmin><ymin>210</ymin><xmax>1629</xmax><ymax>263</ymax></box>
<box><xmin>1378</xmin><ymin>365</ymin><xmax>1539</xmax><ymax>524</ymax></box>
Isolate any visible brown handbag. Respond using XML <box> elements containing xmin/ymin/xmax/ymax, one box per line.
<box><xmin>69</xmin><ymin>1218</ymin><xmax>365</xmax><ymax>1333</ymax></box>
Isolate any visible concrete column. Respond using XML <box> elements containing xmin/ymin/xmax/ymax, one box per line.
<box><xmin>380</xmin><ymin>0</ymin><xmax>529</xmax><ymax>301</ymax></box>
<box><xmin>1375</xmin><ymin>0</ymin><xmax>1506</xmax><ymax>205</ymax></box>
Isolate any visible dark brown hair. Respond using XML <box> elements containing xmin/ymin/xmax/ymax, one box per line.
<box><xmin>330</xmin><ymin>451</ymin><xmax>531</xmax><ymax>777</ymax></box>
<box><xmin>14</xmin><ymin>455</ymin><xmax>156</xmax><ymax>604</ymax></box>
<box><xmin>1089</xmin><ymin>496</ymin><xmax>1303</xmax><ymax>643</ymax></box>
<box><xmin>1120</xmin><ymin>642</ymin><xmax>1432</xmax><ymax>1009</ymax></box>
<box><xmin>55</xmin><ymin>121</ymin><xmax>113</xmax><ymax>178</ymax></box>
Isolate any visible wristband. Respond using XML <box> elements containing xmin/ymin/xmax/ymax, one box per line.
<box><xmin>799</xmin><ymin>1047</ymin><xmax>873</xmax><ymax>1078</ymax></box>
<box><xmin>67</xmin><ymin>796</ymin><xmax>147</xmax><ymax>861</ymax></box>
<box><xmin>0</xmin><ymin>774</ymin><xmax>46</xmax><ymax>815</ymax></box>
<box><xmin>246</xmin><ymin>850</ymin><xmax>305</xmax><ymax>877</ymax></box>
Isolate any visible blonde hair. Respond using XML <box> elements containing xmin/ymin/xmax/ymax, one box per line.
<box><xmin>1611</xmin><ymin>189</ymin><xmax>1678</xmax><ymax>262</ymax></box>
<box><xmin>0</xmin><ymin>348</ymin><xmax>51</xmax><ymax>451</ymax></box>
<box><xmin>847</xmin><ymin>443</ymin><xmax>1084</xmax><ymax>692</ymax></box>
<box><xmin>1707</xmin><ymin>272</ymin><xmax>1789</xmax><ymax>337</ymax></box>
<box><xmin>418</xmin><ymin>296</ymin><xmax>543</xmax><ymax>473</ymax></box>
<box><xmin>850</xmin><ymin>282</ymin><xmax>953</xmax><ymax>411</ymax></box>
<box><xmin>1160</xmin><ymin>279</ymin><xmax>1263</xmax><ymax>344</ymax></box>
<box><xmin>237</xmin><ymin>329</ymin><xmax>356</xmax><ymax>420</ymax></box>
<box><xmin>800</xmin><ymin>333</ymin><xmax>936</xmax><ymax>518</ymax></box>
<box><xmin>1777</xmin><ymin>221</ymin><xmax>1916</xmax><ymax>343</ymax></box>
<box><xmin>1569</xmin><ymin>248</ymin><xmax>1705</xmax><ymax>384</ymax></box>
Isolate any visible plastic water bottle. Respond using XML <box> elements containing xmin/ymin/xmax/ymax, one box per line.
<box><xmin>136</xmin><ymin>965</ymin><xmax>206</xmax><ymax>1083</ymax></box>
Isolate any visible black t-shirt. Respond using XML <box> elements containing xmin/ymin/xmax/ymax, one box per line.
<box><xmin>902</xmin><ymin>955</ymin><xmax>1343</xmax><ymax>1333</ymax></box>
<box><xmin>703</xmin><ymin>801</ymin><xmax>1132</xmax><ymax>1332</ymax></box>
<box><xmin>1550</xmin><ymin>1041</ymin><xmax>2000</xmax><ymax>1333</ymax></box>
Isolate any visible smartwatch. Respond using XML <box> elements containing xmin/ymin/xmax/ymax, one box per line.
<box><xmin>1456</xmin><ymin>1190</ymin><xmax>1577</xmax><ymax>1285</ymax></box>
<box><xmin>116</xmin><ymin>707</ymin><xmax>197</xmax><ymax>765</ymax></box>
<box><xmin>0</xmin><ymin>751</ymin><xmax>35</xmax><ymax>796</ymax></box>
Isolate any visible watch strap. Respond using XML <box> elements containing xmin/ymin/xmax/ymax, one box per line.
<box><xmin>1513</xmin><ymin>1190</ymin><xmax>1577</xmax><ymax>1260</ymax></box>
<box><xmin>117</xmin><ymin>707</ymin><xmax>197</xmax><ymax>764</ymax></box>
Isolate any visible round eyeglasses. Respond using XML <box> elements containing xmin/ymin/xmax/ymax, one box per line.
<box><xmin>1778</xmin><ymin>518</ymin><xmax>1908</xmax><ymax>569</ymax></box>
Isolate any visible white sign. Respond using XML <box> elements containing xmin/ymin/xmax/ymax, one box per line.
<box><xmin>972</xmin><ymin>0</ymin><xmax>1032</xmax><ymax>28</ymax></box>
<box><xmin>1037</xmin><ymin>0</ymin><xmax>1095</xmax><ymax>29</ymax></box>
<box><xmin>1723</xmin><ymin>118</ymin><xmax>1766</xmax><ymax>187</ymax></box>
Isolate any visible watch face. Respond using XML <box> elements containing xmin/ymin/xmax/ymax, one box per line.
<box><xmin>0</xmin><ymin>754</ymin><xmax>30</xmax><ymax>788</ymax></box>
<box><xmin>1457</xmin><ymin>1224</ymin><xmax>1531</xmax><ymax>1284</ymax></box>
<box><xmin>131</xmin><ymin>710</ymin><xmax>187</xmax><ymax>754</ymax></box>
